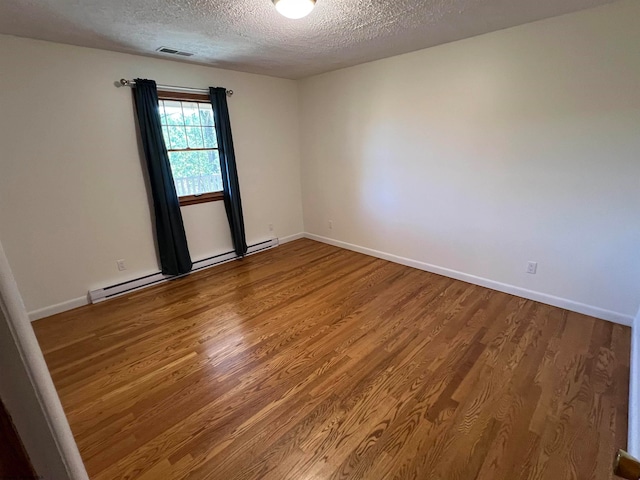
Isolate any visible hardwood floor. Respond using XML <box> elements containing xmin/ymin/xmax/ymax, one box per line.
<box><xmin>33</xmin><ymin>239</ymin><xmax>630</xmax><ymax>480</ymax></box>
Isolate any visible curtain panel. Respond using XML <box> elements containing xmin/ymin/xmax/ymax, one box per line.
<box><xmin>209</xmin><ymin>87</ymin><xmax>248</xmax><ymax>257</ymax></box>
<box><xmin>133</xmin><ymin>79</ymin><xmax>193</xmax><ymax>275</ymax></box>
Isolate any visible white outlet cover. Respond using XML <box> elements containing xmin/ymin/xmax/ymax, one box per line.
<box><xmin>527</xmin><ymin>261</ymin><xmax>537</xmax><ymax>274</ymax></box>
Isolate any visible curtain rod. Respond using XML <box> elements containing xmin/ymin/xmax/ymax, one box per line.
<box><xmin>117</xmin><ymin>79</ymin><xmax>233</xmax><ymax>97</ymax></box>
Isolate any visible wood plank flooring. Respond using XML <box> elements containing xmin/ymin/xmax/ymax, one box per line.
<box><xmin>33</xmin><ymin>239</ymin><xmax>630</xmax><ymax>480</ymax></box>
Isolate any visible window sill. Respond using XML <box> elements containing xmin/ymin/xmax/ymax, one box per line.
<box><xmin>179</xmin><ymin>191</ymin><xmax>224</xmax><ymax>207</ymax></box>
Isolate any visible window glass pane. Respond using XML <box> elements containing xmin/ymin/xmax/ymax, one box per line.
<box><xmin>199</xmin><ymin>104</ymin><xmax>215</xmax><ymax>126</ymax></box>
<box><xmin>182</xmin><ymin>102</ymin><xmax>200</xmax><ymax>126</ymax></box>
<box><xmin>158</xmin><ymin>101</ymin><xmax>167</xmax><ymax>124</ymax></box>
<box><xmin>168</xmin><ymin>125</ymin><xmax>188</xmax><ymax>149</ymax></box>
<box><xmin>202</xmin><ymin>127</ymin><xmax>217</xmax><ymax>148</ymax></box>
<box><xmin>169</xmin><ymin>151</ymin><xmax>199</xmax><ymax>196</ymax></box>
<box><xmin>163</xmin><ymin>101</ymin><xmax>184</xmax><ymax>125</ymax></box>
<box><xmin>195</xmin><ymin>151</ymin><xmax>213</xmax><ymax>195</ymax></box>
<box><xmin>185</xmin><ymin>127</ymin><xmax>204</xmax><ymax>149</ymax></box>
<box><xmin>168</xmin><ymin>149</ymin><xmax>222</xmax><ymax>197</ymax></box>
<box><xmin>207</xmin><ymin>150</ymin><xmax>223</xmax><ymax>192</ymax></box>
<box><xmin>161</xmin><ymin>126</ymin><xmax>171</xmax><ymax>149</ymax></box>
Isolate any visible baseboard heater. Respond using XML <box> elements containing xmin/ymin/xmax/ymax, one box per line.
<box><xmin>88</xmin><ymin>238</ymin><xmax>279</xmax><ymax>304</ymax></box>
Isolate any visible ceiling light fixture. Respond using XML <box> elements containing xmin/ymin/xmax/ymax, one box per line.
<box><xmin>272</xmin><ymin>0</ymin><xmax>316</xmax><ymax>19</ymax></box>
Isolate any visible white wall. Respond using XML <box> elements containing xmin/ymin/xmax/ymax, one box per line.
<box><xmin>0</xmin><ymin>35</ymin><xmax>304</xmax><ymax>314</ymax></box>
<box><xmin>299</xmin><ymin>0</ymin><xmax>640</xmax><ymax>321</ymax></box>
<box><xmin>0</xmin><ymin>238</ymin><xmax>88</xmax><ymax>479</ymax></box>
<box><xmin>1</xmin><ymin>2</ymin><xmax>639</xmax><ymax>322</ymax></box>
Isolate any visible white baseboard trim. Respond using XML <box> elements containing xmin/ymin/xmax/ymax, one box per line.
<box><xmin>304</xmin><ymin>233</ymin><xmax>633</xmax><ymax>326</ymax></box>
<box><xmin>28</xmin><ymin>235</ymin><xmax>305</xmax><ymax>322</ymax></box>
<box><xmin>28</xmin><ymin>296</ymin><xmax>89</xmax><ymax>322</ymax></box>
<box><xmin>630</xmin><ymin>312</ymin><xmax>640</xmax><ymax>456</ymax></box>
<box><xmin>279</xmin><ymin>232</ymin><xmax>305</xmax><ymax>244</ymax></box>
<box><xmin>27</xmin><ymin>232</ymin><xmax>634</xmax><ymax>329</ymax></box>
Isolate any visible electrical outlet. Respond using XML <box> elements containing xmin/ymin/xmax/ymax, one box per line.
<box><xmin>329</xmin><ymin>220</ymin><xmax>333</xmax><ymax>230</ymax></box>
<box><xmin>117</xmin><ymin>259</ymin><xmax>126</xmax><ymax>271</ymax></box>
<box><xmin>526</xmin><ymin>261</ymin><xmax>537</xmax><ymax>274</ymax></box>
<box><xmin>268</xmin><ymin>224</ymin><xmax>274</xmax><ymax>232</ymax></box>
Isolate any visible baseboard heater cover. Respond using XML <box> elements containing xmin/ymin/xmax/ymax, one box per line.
<box><xmin>89</xmin><ymin>238</ymin><xmax>279</xmax><ymax>304</ymax></box>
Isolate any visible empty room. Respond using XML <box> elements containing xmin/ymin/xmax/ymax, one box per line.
<box><xmin>0</xmin><ymin>0</ymin><xmax>639</xmax><ymax>479</ymax></box>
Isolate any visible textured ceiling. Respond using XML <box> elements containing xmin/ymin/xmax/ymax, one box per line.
<box><xmin>0</xmin><ymin>0</ymin><xmax>614</xmax><ymax>79</ymax></box>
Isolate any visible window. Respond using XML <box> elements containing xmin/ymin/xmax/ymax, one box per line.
<box><xmin>158</xmin><ymin>91</ymin><xmax>223</xmax><ymax>206</ymax></box>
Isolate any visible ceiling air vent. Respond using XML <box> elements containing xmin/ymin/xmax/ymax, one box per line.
<box><xmin>156</xmin><ymin>47</ymin><xmax>194</xmax><ymax>57</ymax></box>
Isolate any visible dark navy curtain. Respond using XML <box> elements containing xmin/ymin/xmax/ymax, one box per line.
<box><xmin>209</xmin><ymin>87</ymin><xmax>248</xmax><ymax>257</ymax></box>
<box><xmin>133</xmin><ymin>79</ymin><xmax>193</xmax><ymax>275</ymax></box>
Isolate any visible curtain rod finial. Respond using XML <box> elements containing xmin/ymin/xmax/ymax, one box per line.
<box><xmin>119</xmin><ymin>79</ymin><xmax>131</xmax><ymax>87</ymax></box>
<box><xmin>227</xmin><ymin>90</ymin><xmax>234</xmax><ymax>97</ymax></box>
